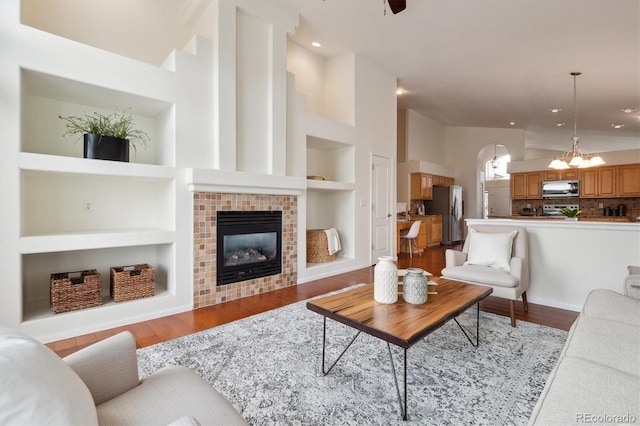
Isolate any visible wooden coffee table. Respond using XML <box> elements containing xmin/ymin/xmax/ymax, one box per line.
<box><xmin>306</xmin><ymin>277</ymin><xmax>493</xmax><ymax>420</ymax></box>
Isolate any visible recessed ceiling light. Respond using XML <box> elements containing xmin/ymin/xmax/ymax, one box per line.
<box><xmin>509</xmin><ymin>122</ymin><xmax>516</xmax><ymax>126</ymax></box>
<box><xmin>311</xmin><ymin>42</ymin><xmax>322</xmax><ymax>48</ymax></box>
<box><xmin>621</xmin><ymin>108</ymin><xmax>635</xmax><ymax>114</ymax></box>
<box><xmin>611</xmin><ymin>124</ymin><xmax>625</xmax><ymax>129</ymax></box>
<box><xmin>550</xmin><ymin>108</ymin><xmax>562</xmax><ymax>113</ymax></box>
<box><xmin>555</xmin><ymin>122</ymin><xmax>565</xmax><ymax>127</ymax></box>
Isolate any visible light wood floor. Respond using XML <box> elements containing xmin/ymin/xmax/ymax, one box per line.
<box><xmin>47</xmin><ymin>245</ymin><xmax>579</xmax><ymax>357</ymax></box>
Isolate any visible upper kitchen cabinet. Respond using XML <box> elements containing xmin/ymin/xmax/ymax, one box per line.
<box><xmin>511</xmin><ymin>172</ymin><xmax>542</xmax><ymax>199</ymax></box>
<box><xmin>410</xmin><ymin>173</ymin><xmax>433</xmax><ymax>200</ymax></box>
<box><xmin>409</xmin><ymin>172</ymin><xmax>456</xmax><ymax>200</ymax></box>
<box><xmin>542</xmin><ymin>169</ymin><xmax>579</xmax><ymax>181</ymax></box>
<box><xmin>432</xmin><ymin>175</ymin><xmax>455</xmax><ymax>186</ymax></box>
<box><xmin>618</xmin><ymin>164</ymin><xmax>640</xmax><ymax>197</ymax></box>
<box><xmin>580</xmin><ymin>167</ymin><xmax>616</xmax><ymax>198</ymax></box>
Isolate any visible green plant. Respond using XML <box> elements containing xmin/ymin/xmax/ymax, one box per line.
<box><xmin>59</xmin><ymin>108</ymin><xmax>150</xmax><ymax>152</ymax></box>
<box><xmin>560</xmin><ymin>207</ymin><xmax>582</xmax><ymax>217</ymax></box>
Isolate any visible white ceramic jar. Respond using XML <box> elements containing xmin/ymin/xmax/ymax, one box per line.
<box><xmin>374</xmin><ymin>256</ymin><xmax>398</xmax><ymax>304</ymax></box>
<box><xmin>403</xmin><ymin>268</ymin><xmax>428</xmax><ymax>304</ymax></box>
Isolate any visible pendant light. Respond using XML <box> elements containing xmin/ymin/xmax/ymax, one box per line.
<box><xmin>490</xmin><ymin>144</ymin><xmax>499</xmax><ymax>169</ymax></box>
<box><xmin>548</xmin><ymin>72</ymin><xmax>605</xmax><ymax>170</ymax></box>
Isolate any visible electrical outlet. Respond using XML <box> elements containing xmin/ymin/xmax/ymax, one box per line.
<box><xmin>83</xmin><ymin>200</ymin><xmax>94</xmax><ymax>213</ymax></box>
<box><xmin>598</xmin><ymin>203</ymin><xmax>604</xmax><ymax>208</ymax></box>
<box><xmin>526</xmin><ymin>203</ymin><xmax>531</xmax><ymax>208</ymax></box>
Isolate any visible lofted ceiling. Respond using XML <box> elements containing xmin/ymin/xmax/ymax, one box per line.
<box><xmin>279</xmin><ymin>0</ymin><xmax>640</xmax><ymax>153</ymax></box>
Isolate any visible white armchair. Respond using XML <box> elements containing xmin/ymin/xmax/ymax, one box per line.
<box><xmin>0</xmin><ymin>327</ymin><xmax>247</xmax><ymax>425</ymax></box>
<box><xmin>441</xmin><ymin>224</ymin><xmax>529</xmax><ymax>327</ymax></box>
<box><xmin>624</xmin><ymin>265</ymin><xmax>640</xmax><ymax>299</ymax></box>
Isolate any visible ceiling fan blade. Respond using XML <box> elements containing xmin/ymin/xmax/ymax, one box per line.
<box><xmin>388</xmin><ymin>0</ymin><xmax>406</xmax><ymax>14</ymax></box>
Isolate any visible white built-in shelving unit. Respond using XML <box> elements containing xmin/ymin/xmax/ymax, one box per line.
<box><xmin>10</xmin><ymin>52</ymin><xmax>184</xmax><ymax>341</ymax></box>
<box><xmin>304</xmin><ymin>115</ymin><xmax>357</xmax><ymax>276</ymax></box>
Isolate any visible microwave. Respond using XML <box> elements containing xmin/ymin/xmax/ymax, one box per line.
<box><xmin>542</xmin><ymin>180</ymin><xmax>580</xmax><ymax>198</ymax></box>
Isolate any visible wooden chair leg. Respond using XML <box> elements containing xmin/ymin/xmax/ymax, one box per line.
<box><xmin>509</xmin><ymin>300</ymin><xmax>516</xmax><ymax>327</ymax></box>
<box><xmin>522</xmin><ymin>291</ymin><xmax>529</xmax><ymax>312</ymax></box>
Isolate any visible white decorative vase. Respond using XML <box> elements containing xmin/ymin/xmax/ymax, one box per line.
<box><xmin>403</xmin><ymin>268</ymin><xmax>428</xmax><ymax>304</ymax></box>
<box><xmin>564</xmin><ymin>217</ymin><xmax>578</xmax><ymax>221</ymax></box>
<box><xmin>374</xmin><ymin>256</ymin><xmax>398</xmax><ymax>304</ymax></box>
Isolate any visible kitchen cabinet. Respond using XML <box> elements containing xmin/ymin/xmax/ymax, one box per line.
<box><xmin>511</xmin><ymin>172</ymin><xmax>542</xmax><ymax>199</ymax></box>
<box><xmin>561</xmin><ymin>169</ymin><xmax>580</xmax><ymax>180</ymax></box>
<box><xmin>618</xmin><ymin>164</ymin><xmax>640</xmax><ymax>197</ymax></box>
<box><xmin>432</xmin><ymin>175</ymin><xmax>455</xmax><ymax>186</ymax></box>
<box><xmin>410</xmin><ymin>173</ymin><xmax>433</xmax><ymax>200</ymax></box>
<box><xmin>542</xmin><ymin>169</ymin><xmax>579</xmax><ymax>181</ymax></box>
<box><xmin>580</xmin><ymin>167</ymin><xmax>616</xmax><ymax>198</ymax></box>
<box><xmin>410</xmin><ymin>173</ymin><xmax>455</xmax><ymax>200</ymax></box>
<box><xmin>427</xmin><ymin>216</ymin><xmax>443</xmax><ymax>246</ymax></box>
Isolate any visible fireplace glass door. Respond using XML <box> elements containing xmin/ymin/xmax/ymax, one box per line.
<box><xmin>216</xmin><ymin>211</ymin><xmax>282</xmax><ymax>285</ymax></box>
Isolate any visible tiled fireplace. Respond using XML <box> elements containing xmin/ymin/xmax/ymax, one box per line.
<box><xmin>193</xmin><ymin>192</ymin><xmax>297</xmax><ymax>308</ymax></box>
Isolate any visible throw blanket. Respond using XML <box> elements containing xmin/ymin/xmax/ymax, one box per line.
<box><xmin>324</xmin><ymin>228</ymin><xmax>341</xmax><ymax>255</ymax></box>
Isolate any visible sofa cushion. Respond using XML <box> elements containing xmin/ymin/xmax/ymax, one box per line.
<box><xmin>563</xmin><ymin>315</ymin><xmax>639</xmax><ymax>376</ymax></box>
<box><xmin>464</xmin><ymin>229</ymin><xmax>517</xmax><ymax>272</ymax></box>
<box><xmin>97</xmin><ymin>365</ymin><xmax>247</xmax><ymax>425</ymax></box>
<box><xmin>0</xmin><ymin>327</ymin><xmax>98</xmax><ymax>425</ymax></box>
<box><xmin>582</xmin><ymin>289</ymin><xmax>640</xmax><ymax>326</ymax></box>
<box><xmin>529</xmin><ymin>357</ymin><xmax>639</xmax><ymax>425</ymax></box>
<box><xmin>440</xmin><ymin>264</ymin><xmax>519</xmax><ymax>288</ymax></box>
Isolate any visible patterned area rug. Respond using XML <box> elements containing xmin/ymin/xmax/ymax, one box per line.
<box><xmin>137</xmin><ymin>287</ymin><xmax>568</xmax><ymax>425</ymax></box>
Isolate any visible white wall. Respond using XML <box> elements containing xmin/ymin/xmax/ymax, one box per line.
<box><xmin>405</xmin><ymin>109</ymin><xmax>446</xmax><ymax>163</ymax></box>
<box><xmin>20</xmin><ymin>0</ymin><xmax>188</xmax><ymax>66</ymax></box>
<box><xmin>286</xmin><ymin>40</ymin><xmax>326</xmax><ymax>118</ymax></box>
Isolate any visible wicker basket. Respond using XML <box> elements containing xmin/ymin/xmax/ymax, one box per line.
<box><xmin>110</xmin><ymin>264</ymin><xmax>155</xmax><ymax>303</ymax></box>
<box><xmin>50</xmin><ymin>270</ymin><xmax>102</xmax><ymax>314</ymax></box>
<box><xmin>307</xmin><ymin>229</ymin><xmax>336</xmax><ymax>263</ymax></box>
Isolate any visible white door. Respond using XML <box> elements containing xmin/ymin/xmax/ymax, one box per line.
<box><xmin>371</xmin><ymin>154</ymin><xmax>392</xmax><ymax>262</ymax></box>
<box><xmin>487</xmin><ymin>185</ymin><xmax>511</xmax><ymax>216</ymax></box>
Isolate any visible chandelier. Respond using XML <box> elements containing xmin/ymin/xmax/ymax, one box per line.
<box><xmin>548</xmin><ymin>72</ymin><xmax>605</xmax><ymax>170</ymax></box>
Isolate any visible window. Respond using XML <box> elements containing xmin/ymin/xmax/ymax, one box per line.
<box><xmin>485</xmin><ymin>154</ymin><xmax>511</xmax><ymax>181</ymax></box>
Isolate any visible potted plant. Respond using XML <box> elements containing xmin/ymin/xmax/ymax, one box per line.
<box><xmin>560</xmin><ymin>207</ymin><xmax>582</xmax><ymax>221</ymax></box>
<box><xmin>59</xmin><ymin>108</ymin><xmax>150</xmax><ymax>162</ymax></box>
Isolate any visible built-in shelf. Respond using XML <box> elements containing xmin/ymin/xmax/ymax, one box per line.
<box><xmin>19</xmin><ymin>229</ymin><xmax>176</xmax><ymax>254</ymax></box>
<box><xmin>23</xmin><ymin>288</ymin><xmax>173</xmax><ymax>323</ymax></box>
<box><xmin>19</xmin><ymin>152</ymin><xmax>175</xmax><ymax>180</ymax></box>
<box><xmin>307</xmin><ymin>179</ymin><xmax>355</xmax><ymax>192</ymax></box>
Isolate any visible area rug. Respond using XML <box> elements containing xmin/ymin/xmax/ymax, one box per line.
<box><xmin>136</xmin><ymin>287</ymin><xmax>568</xmax><ymax>425</ymax></box>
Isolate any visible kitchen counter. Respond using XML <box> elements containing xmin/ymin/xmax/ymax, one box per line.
<box><xmin>489</xmin><ymin>215</ymin><xmax>635</xmax><ymax>222</ymax></box>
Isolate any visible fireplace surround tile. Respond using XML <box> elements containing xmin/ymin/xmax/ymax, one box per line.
<box><xmin>193</xmin><ymin>193</ymin><xmax>297</xmax><ymax>308</ymax></box>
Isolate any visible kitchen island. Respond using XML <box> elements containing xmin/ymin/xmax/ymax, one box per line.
<box><xmin>466</xmin><ymin>218</ymin><xmax>640</xmax><ymax>311</ymax></box>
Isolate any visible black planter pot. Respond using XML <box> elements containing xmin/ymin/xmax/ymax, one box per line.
<box><xmin>84</xmin><ymin>134</ymin><xmax>130</xmax><ymax>162</ymax></box>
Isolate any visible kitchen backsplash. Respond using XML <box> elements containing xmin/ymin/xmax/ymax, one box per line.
<box><xmin>512</xmin><ymin>197</ymin><xmax>640</xmax><ymax>218</ymax></box>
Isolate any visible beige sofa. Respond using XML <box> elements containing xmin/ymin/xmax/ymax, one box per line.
<box><xmin>0</xmin><ymin>328</ymin><xmax>247</xmax><ymax>425</ymax></box>
<box><xmin>528</xmin><ymin>266</ymin><xmax>640</xmax><ymax>425</ymax></box>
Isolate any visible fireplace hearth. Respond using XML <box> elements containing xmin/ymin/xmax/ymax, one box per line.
<box><xmin>216</xmin><ymin>210</ymin><xmax>282</xmax><ymax>286</ymax></box>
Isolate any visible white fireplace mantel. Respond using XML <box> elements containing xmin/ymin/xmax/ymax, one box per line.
<box><xmin>186</xmin><ymin>168</ymin><xmax>306</xmax><ymax>195</ymax></box>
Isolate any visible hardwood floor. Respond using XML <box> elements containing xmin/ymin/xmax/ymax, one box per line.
<box><xmin>46</xmin><ymin>245</ymin><xmax>579</xmax><ymax>357</ymax></box>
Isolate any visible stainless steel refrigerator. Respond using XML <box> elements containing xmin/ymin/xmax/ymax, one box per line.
<box><xmin>425</xmin><ymin>185</ymin><xmax>463</xmax><ymax>245</ymax></box>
